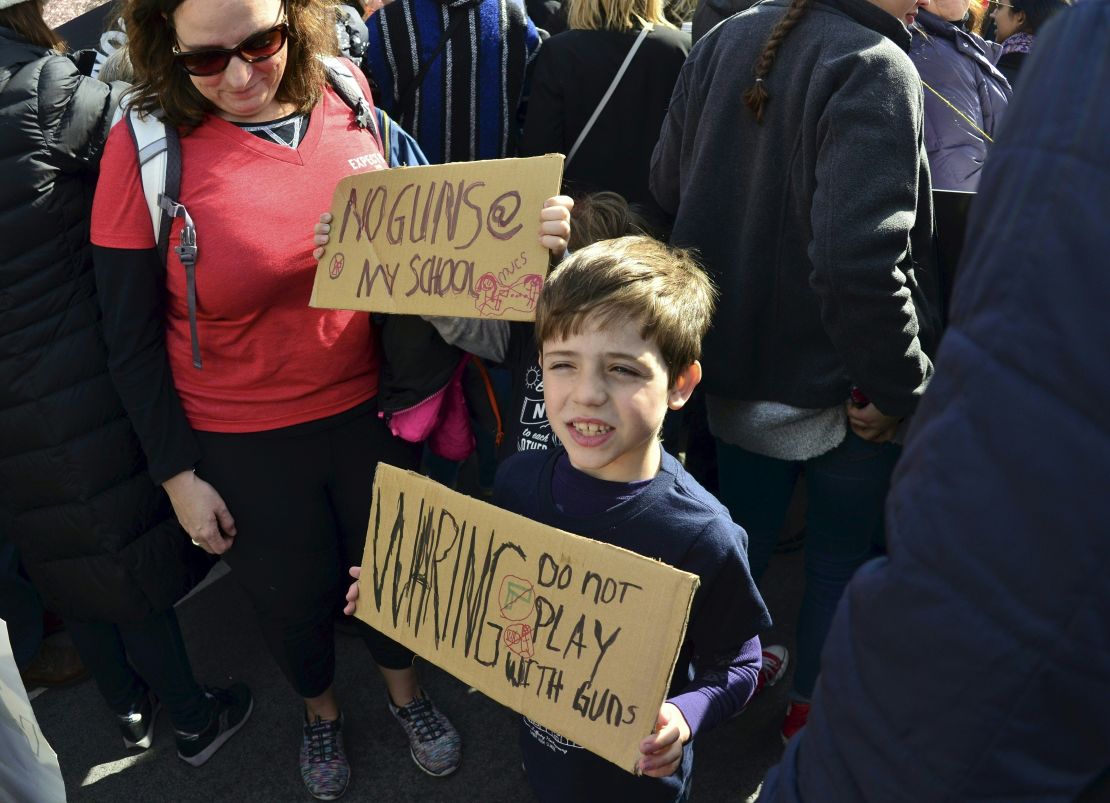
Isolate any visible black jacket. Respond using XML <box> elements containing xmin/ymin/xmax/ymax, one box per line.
<box><xmin>651</xmin><ymin>0</ymin><xmax>940</xmax><ymax>417</ymax></box>
<box><xmin>0</xmin><ymin>27</ymin><xmax>195</xmax><ymax>623</ymax></box>
<box><xmin>520</xmin><ymin>24</ymin><xmax>690</xmax><ymax>221</ymax></box>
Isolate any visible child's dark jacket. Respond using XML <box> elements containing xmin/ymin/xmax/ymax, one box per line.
<box><xmin>494</xmin><ymin>447</ymin><xmax>770</xmax><ymax>802</ymax></box>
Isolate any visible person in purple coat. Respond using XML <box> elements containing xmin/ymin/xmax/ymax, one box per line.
<box><xmin>909</xmin><ymin>0</ymin><xmax>1011</xmax><ymax>190</ymax></box>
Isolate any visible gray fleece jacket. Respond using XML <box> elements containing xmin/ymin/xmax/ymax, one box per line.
<box><xmin>651</xmin><ymin>0</ymin><xmax>941</xmax><ymax>418</ymax></box>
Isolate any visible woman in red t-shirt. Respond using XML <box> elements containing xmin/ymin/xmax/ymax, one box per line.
<box><xmin>91</xmin><ymin>0</ymin><xmax>571</xmax><ymax>796</ymax></box>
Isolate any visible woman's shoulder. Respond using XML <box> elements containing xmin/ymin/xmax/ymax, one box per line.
<box><xmin>546</xmin><ymin>23</ymin><xmax>688</xmax><ymax>47</ymax></box>
<box><xmin>646</xmin><ymin>24</ymin><xmax>692</xmax><ymax>52</ymax></box>
<box><xmin>16</xmin><ymin>52</ymin><xmax>120</xmax><ymax>159</ymax></box>
<box><xmin>28</xmin><ymin>51</ymin><xmax>91</xmax><ymax>104</ymax></box>
<box><xmin>2</xmin><ymin>47</ymin><xmax>69</xmax><ymax>103</ymax></box>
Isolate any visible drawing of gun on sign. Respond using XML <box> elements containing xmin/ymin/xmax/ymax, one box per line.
<box><xmin>474</xmin><ymin>272</ymin><xmax>544</xmax><ymax>317</ymax></box>
<box><xmin>356</xmin><ymin>465</ymin><xmax>699</xmax><ymax>774</ymax></box>
<box><xmin>310</xmin><ymin>155</ymin><xmax>564</xmax><ymax>321</ymax></box>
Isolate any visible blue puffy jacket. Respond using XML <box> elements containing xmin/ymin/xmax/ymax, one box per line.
<box><xmin>759</xmin><ymin>2</ymin><xmax>1110</xmax><ymax>800</ymax></box>
<box><xmin>910</xmin><ymin>10</ymin><xmax>1010</xmax><ymax>190</ymax></box>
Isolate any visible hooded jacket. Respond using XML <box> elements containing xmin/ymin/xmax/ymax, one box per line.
<box><xmin>651</xmin><ymin>0</ymin><xmax>940</xmax><ymax>418</ymax></box>
<box><xmin>909</xmin><ymin>10</ymin><xmax>1011</xmax><ymax>191</ymax></box>
<box><xmin>0</xmin><ymin>27</ymin><xmax>195</xmax><ymax>623</ymax></box>
<box><xmin>691</xmin><ymin>0</ymin><xmax>758</xmax><ymax>42</ymax></box>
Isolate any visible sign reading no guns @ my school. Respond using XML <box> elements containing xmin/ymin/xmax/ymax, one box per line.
<box><xmin>357</xmin><ymin>465</ymin><xmax>699</xmax><ymax>773</ymax></box>
<box><xmin>311</xmin><ymin>155</ymin><xmax>564</xmax><ymax>320</ymax></box>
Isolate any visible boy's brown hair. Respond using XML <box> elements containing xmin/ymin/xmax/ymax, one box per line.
<box><xmin>567</xmin><ymin>191</ymin><xmax>650</xmax><ymax>251</ymax></box>
<box><xmin>535</xmin><ymin>236</ymin><xmax>716</xmax><ymax>386</ymax></box>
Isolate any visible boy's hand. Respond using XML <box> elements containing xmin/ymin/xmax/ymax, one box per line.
<box><xmin>343</xmin><ymin>565</ymin><xmax>361</xmax><ymax>616</ymax></box>
<box><xmin>637</xmin><ymin>703</ymin><xmax>690</xmax><ymax>778</ymax></box>
<box><xmin>312</xmin><ymin>212</ymin><xmax>332</xmax><ymax>261</ymax></box>
<box><xmin>540</xmin><ymin>195</ymin><xmax>573</xmax><ymax>258</ymax></box>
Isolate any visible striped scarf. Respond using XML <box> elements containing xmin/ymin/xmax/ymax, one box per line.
<box><xmin>365</xmin><ymin>0</ymin><xmax>540</xmax><ymax>164</ymax></box>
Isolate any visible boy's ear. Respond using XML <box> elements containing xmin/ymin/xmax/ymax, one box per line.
<box><xmin>667</xmin><ymin>361</ymin><xmax>702</xmax><ymax>410</ymax></box>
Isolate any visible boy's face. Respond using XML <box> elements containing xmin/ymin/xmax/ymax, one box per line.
<box><xmin>541</xmin><ymin>315</ymin><xmax>700</xmax><ymax>483</ymax></box>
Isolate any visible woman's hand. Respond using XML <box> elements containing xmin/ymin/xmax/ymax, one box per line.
<box><xmin>637</xmin><ymin>702</ymin><xmax>690</xmax><ymax>777</ymax></box>
<box><xmin>312</xmin><ymin>212</ymin><xmax>332</xmax><ymax>261</ymax></box>
<box><xmin>846</xmin><ymin>401</ymin><xmax>901</xmax><ymax>443</ymax></box>
<box><xmin>540</xmin><ymin>195</ymin><xmax>574</xmax><ymax>257</ymax></box>
<box><xmin>343</xmin><ymin>565</ymin><xmax>361</xmax><ymax>616</ymax></box>
<box><xmin>162</xmin><ymin>470</ymin><xmax>236</xmax><ymax>555</ymax></box>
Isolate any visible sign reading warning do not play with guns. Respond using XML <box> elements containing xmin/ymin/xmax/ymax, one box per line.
<box><xmin>355</xmin><ymin>465</ymin><xmax>699</xmax><ymax>773</ymax></box>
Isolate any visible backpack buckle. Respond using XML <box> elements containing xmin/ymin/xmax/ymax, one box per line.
<box><xmin>158</xmin><ymin>194</ymin><xmax>198</xmax><ymax>267</ymax></box>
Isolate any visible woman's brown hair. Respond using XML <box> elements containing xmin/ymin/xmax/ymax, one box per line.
<box><xmin>742</xmin><ymin>0</ymin><xmax>811</xmax><ymax>123</ymax></box>
<box><xmin>0</xmin><ymin>0</ymin><xmax>66</xmax><ymax>51</ymax></box>
<box><xmin>122</xmin><ymin>0</ymin><xmax>338</xmax><ymax>132</ymax></box>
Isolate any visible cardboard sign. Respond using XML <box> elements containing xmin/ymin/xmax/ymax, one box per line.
<box><xmin>311</xmin><ymin>155</ymin><xmax>564</xmax><ymax>320</ymax></box>
<box><xmin>356</xmin><ymin>464</ymin><xmax>699</xmax><ymax>773</ymax></box>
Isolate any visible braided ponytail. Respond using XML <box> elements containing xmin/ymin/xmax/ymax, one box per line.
<box><xmin>743</xmin><ymin>0</ymin><xmax>812</xmax><ymax>123</ymax></box>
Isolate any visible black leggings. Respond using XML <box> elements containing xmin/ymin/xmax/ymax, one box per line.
<box><xmin>195</xmin><ymin>400</ymin><xmax>420</xmax><ymax>698</ymax></box>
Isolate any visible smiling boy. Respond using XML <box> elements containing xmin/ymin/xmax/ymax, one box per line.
<box><xmin>494</xmin><ymin>236</ymin><xmax>771</xmax><ymax>802</ymax></box>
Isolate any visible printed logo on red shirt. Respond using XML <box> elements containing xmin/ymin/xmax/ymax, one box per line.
<box><xmin>348</xmin><ymin>152</ymin><xmax>389</xmax><ymax>171</ymax></box>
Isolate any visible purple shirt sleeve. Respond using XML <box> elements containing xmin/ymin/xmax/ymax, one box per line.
<box><xmin>669</xmin><ymin>635</ymin><xmax>762</xmax><ymax>737</ymax></box>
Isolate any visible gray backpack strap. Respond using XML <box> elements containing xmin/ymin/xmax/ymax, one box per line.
<box><xmin>124</xmin><ymin>108</ymin><xmax>170</xmax><ymax>248</ymax></box>
<box><xmin>320</xmin><ymin>55</ymin><xmax>384</xmax><ymax>153</ymax></box>
<box><xmin>158</xmin><ymin>196</ymin><xmax>201</xmax><ymax>369</ymax></box>
<box><xmin>124</xmin><ymin>107</ymin><xmax>203</xmax><ymax>369</ymax></box>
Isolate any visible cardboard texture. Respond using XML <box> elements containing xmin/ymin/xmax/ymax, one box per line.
<box><xmin>356</xmin><ymin>464</ymin><xmax>699</xmax><ymax>773</ymax></box>
<box><xmin>311</xmin><ymin>155</ymin><xmax>564</xmax><ymax>320</ymax></box>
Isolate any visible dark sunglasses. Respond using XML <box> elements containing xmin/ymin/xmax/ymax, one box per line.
<box><xmin>173</xmin><ymin>22</ymin><xmax>289</xmax><ymax>76</ymax></box>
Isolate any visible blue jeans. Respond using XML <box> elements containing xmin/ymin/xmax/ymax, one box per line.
<box><xmin>717</xmin><ymin>433</ymin><xmax>899</xmax><ymax>698</ymax></box>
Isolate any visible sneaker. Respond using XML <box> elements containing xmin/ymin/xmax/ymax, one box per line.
<box><xmin>117</xmin><ymin>689</ymin><xmax>161</xmax><ymax>750</ymax></box>
<box><xmin>754</xmin><ymin>645</ymin><xmax>790</xmax><ymax>695</ymax></box>
<box><xmin>175</xmin><ymin>683</ymin><xmax>253</xmax><ymax>767</ymax></box>
<box><xmin>300</xmin><ymin>713</ymin><xmax>350</xmax><ymax>800</ymax></box>
<box><xmin>781</xmin><ymin>701</ymin><xmax>810</xmax><ymax>744</ymax></box>
<box><xmin>387</xmin><ymin>692</ymin><xmax>461</xmax><ymax>777</ymax></box>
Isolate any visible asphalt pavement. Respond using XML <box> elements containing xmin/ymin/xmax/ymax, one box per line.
<box><xmin>30</xmin><ymin>545</ymin><xmax>803</xmax><ymax>802</ymax></box>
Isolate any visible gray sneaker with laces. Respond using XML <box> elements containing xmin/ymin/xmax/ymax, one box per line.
<box><xmin>300</xmin><ymin>713</ymin><xmax>350</xmax><ymax>800</ymax></box>
<box><xmin>387</xmin><ymin>693</ymin><xmax>461</xmax><ymax>777</ymax></box>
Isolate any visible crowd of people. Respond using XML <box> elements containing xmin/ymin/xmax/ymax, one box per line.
<box><xmin>1</xmin><ymin>0</ymin><xmax>1104</xmax><ymax>800</ymax></box>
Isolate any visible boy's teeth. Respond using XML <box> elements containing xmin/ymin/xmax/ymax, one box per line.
<box><xmin>573</xmin><ymin>422</ymin><xmax>611</xmax><ymax>435</ymax></box>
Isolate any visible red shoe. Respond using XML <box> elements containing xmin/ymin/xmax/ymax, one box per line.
<box><xmin>781</xmin><ymin>701</ymin><xmax>810</xmax><ymax>743</ymax></box>
<box><xmin>754</xmin><ymin>645</ymin><xmax>789</xmax><ymax>695</ymax></box>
